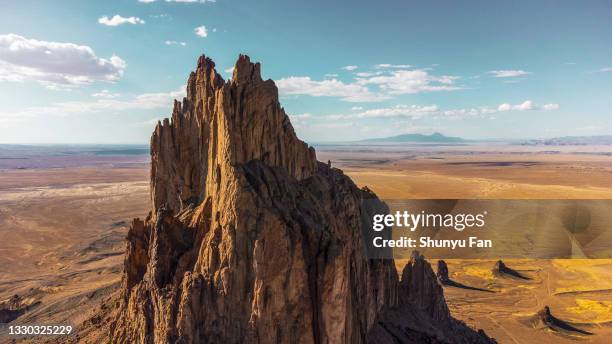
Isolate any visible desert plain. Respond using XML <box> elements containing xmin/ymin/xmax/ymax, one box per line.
<box><xmin>1</xmin><ymin>143</ymin><xmax>612</xmax><ymax>343</ymax></box>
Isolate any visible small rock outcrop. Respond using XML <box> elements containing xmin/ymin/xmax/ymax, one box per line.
<box><xmin>436</xmin><ymin>260</ymin><xmax>493</xmax><ymax>293</ymax></box>
<box><xmin>108</xmin><ymin>54</ymin><xmax>495</xmax><ymax>344</ymax></box>
<box><xmin>493</xmin><ymin>260</ymin><xmax>531</xmax><ymax>280</ymax></box>
<box><xmin>538</xmin><ymin>306</ymin><xmax>593</xmax><ymax>335</ymax></box>
<box><xmin>0</xmin><ymin>294</ymin><xmax>39</xmax><ymax>323</ymax></box>
<box><xmin>437</xmin><ymin>259</ymin><xmax>451</xmax><ymax>284</ymax></box>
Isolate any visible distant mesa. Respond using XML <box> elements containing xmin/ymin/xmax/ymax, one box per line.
<box><xmin>522</xmin><ymin>135</ymin><xmax>612</xmax><ymax>146</ymax></box>
<box><xmin>361</xmin><ymin>132</ymin><xmax>466</xmax><ymax>143</ymax></box>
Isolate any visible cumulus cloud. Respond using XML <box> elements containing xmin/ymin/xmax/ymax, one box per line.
<box><xmin>497</xmin><ymin>100</ymin><xmax>533</xmax><ymax>111</ymax></box>
<box><xmin>0</xmin><ymin>34</ymin><xmax>125</xmax><ymax>88</ymax></box>
<box><xmin>488</xmin><ymin>70</ymin><xmax>531</xmax><ymax>78</ymax></box>
<box><xmin>138</xmin><ymin>0</ymin><xmax>157</xmax><ymax>3</ymax></box>
<box><xmin>355</xmin><ymin>69</ymin><xmax>462</xmax><ymax>94</ymax></box>
<box><xmin>496</xmin><ymin>100</ymin><xmax>557</xmax><ymax>112</ymax></box>
<box><xmin>276</xmin><ymin>66</ymin><xmax>462</xmax><ymax>102</ymax></box>
<box><xmin>98</xmin><ymin>15</ymin><xmax>145</xmax><ymax>26</ymax></box>
<box><xmin>194</xmin><ymin>25</ymin><xmax>208</xmax><ymax>37</ymax></box>
<box><xmin>341</xmin><ymin>65</ymin><xmax>358</xmax><ymax>71</ymax></box>
<box><xmin>164</xmin><ymin>40</ymin><xmax>187</xmax><ymax>46</ymax></box>
<box><xmin>599</xmin><ymin>67</ymin><xmax>612</xmax><ymax>72</ymax></box>
<box><xmin>275</xmin><ymin>76</ymin><xmax>389</xmax><ymax>102</ymax></box>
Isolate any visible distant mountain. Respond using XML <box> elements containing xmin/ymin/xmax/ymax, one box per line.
<box><xmin>522</xmin><ymin>135</ymin><xmax>612</xmax><ymax>146</ymax></box>
<box><xmin>361</xmin><ymin>132</ymin><xmax>465</xmax><ymax>143</ymax></box>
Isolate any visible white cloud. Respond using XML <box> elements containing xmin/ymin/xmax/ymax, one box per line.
<box><xmin>497</xmin><ymin>103</ymin><xmax>511</xmax><ymax>112</ymax></box>
<box><xmin>277</xmin><ymin>66</ymin><xmax>462</xmax><ymax>102</ymax></box>
<box><xmin>355</xmin><ymin>71</ymin><xmax>383</xmax><ymax>77</ymax></box>
<box><xmin>599</xmin><ymin>67</ymin><xmax>612</xmax><ymax>73</ymax></box>
<box><xmin>488</xmin><ymin>70</ymin><xmax>531</xmax><ymax>78</ymax></box>
<box><xmin>92</xmin><ymin>89</ymin><xmax>120</xmax><ymax>98</ymax></box>
<box><xmin>0</xmin><ymin>87</ymin><xmax>186</xmax><ymax>120</ymax></box>
<box><xmin>356</xmin><ymin>69</ymin><xmax>462</xmax><ymax>94</ymax></box>
<box><xmin>497</xmin><ymin>100</ymin><xmax>560</xmax><ymax>112</ymax></box>
<box><xmin>324</xmin><ymin>100</ymin><xmax>559</xmax><ymax>121</ymax></box>
<box><xmin>497</xmin><ymin>100</ymin><xmax>533</xmax><ymax>111</ymax></box>
<box><xmin>374</xmin><ymin>63</ymin><xmax>412</xmax><ymax>69</ymax></box>
<box><xmin>194</xmin><ymin>25</ymin><xmax>208</xmax><ymax>37</ymax></box>
<box><xmin>138</xmin><ymin>0</ymin><xmax>157</xmax><ymax>3</ymax></box>
<box><xmin>98</xmin><ymin>15</ymin><xmax>145</xmax><ymax>26</ymax></box>
<box><xmin>514</xmin><ymin>100</ymin><xmax>533</xmax><ymax>110</ymax></box>
<box><xmin>324</xmin><ymin>73</ymin><xmax>338</xmax><ymax>78</ymax></box>
<box><xmin>164</xmin><ymin>40</ymin><xmax>187</xmax><ymax>46</ymax></box>
<box><xmin>0</xmin><ymin>34</ymin><xmax>125</xmax><ymax>88</ymax></box>
<box><xmin>224</xmin><ymin>67</ymin><xmax>234</xmax><ymax>73</ymax></box>
<box><xmin>275</xmin><ymin>76</ymin><xmax>389</xmax><ymax>102</ymax></box>
<box><xmin>355</xmin><ymin>104</ymin><xmax>439</xmax><ymax>119</ymax></box>
<box><xmin>351</xmin><ymin>106</ymin><xmax>363</xmax><ymax>111</ymax></box>
<box><xmin>341</xmin><ymin>65</ymin><xmax>358</xmax><ymax>71</ymax></box>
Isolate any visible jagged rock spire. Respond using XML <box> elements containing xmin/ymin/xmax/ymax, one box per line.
<box><xmin>150</xmin><ymin>54</ymin><xmax>317</xmax><ymax>213</ymax></box>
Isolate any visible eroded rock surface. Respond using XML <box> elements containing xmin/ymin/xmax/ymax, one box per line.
<box><xmin>109</xmin><ymin>54</ymin><xmax>495</xmax><ymax>344</ymax></box>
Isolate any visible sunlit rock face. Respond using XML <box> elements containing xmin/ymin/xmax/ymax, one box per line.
<box><xmin>110</xmin><ymin>54</ymin><xmax>495</xmax><ymax>344</ymax></box>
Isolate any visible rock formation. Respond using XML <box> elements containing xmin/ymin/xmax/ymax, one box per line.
<box><xmin>109</xmin><ymin>54</ymin><xmax>495</xmax><ymax>344</ymax></box>
<box><xmin>437</xmin><ymin>260</ymin><xmax>493</xmax><ymax>293</ymax></box>
<box><xmin>493</xmin><ymin>260</ymin><xmax>531</xmax><ymax>280</ymax></box>
<box><xmin>0</xmin><ymin>295</ymin><xmax>39</xmax><ymax>324</ymax></box>
<box><xmin>538</xmin><ymin>306</ymin><xmax>592</xmax><ymax>335</ymax></box>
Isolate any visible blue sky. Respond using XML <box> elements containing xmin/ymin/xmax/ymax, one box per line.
<box><xmin>0</xmin><ymin>0</ymin><xmax>611</xmax><ymax>143</ymax></box>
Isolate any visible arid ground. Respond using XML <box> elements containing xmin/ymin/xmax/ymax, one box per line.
<box><xmin>1</xmin><ymin>143</ymin><xmax>612</xmax><ymax>343</ymax></box>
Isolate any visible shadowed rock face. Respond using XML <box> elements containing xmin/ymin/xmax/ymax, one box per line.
<box><xmin>110</xmin><ymin>54</ymin><xmax>495</xmax><ymax>344</ymax></box>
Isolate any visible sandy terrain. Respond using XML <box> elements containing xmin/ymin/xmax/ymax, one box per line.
<box><xmin>1</xmin><ymin>144</ymin><xmax>612</xmax><ymax>343</ymax></box>
<box><xmin>319</xmin><ymin>145</ymin><xmax>612</xmax><ymax>199</ymax></box>
<box><xmin>0</xmin><ymin>167</ymin><xmax>149</xmax><ymax>343</ymax></box>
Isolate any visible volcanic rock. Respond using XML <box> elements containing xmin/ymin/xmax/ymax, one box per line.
<box><xmin>436</xmin><ymin>260</ymin><xmax>493</xmax><ymax>293</ymax></box>
<box><xmin>368</xmin><ymin>253</ymin><xmax>495</xmax><ymax>343</ymax></box>
<box><xmin>108</xmin><ymin>54</ymin><xmax>495</xmax><ymax>344</ymax></box>
<box><xmin>538</xmin><ymin>306</ymin><xmax>592</xmax><ymax>335</ymax></box>
<box><xmin>493</xmin><ymin>260</ymin><xmax>531</xmax><ymax>280</ymax></box>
